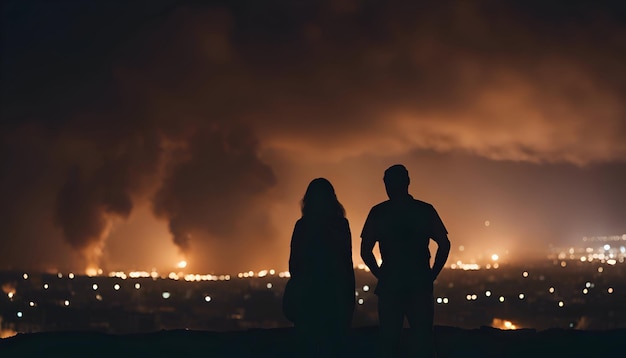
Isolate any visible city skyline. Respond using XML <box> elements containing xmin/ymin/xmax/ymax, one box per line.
<box><xmin>1</xmin><ymin>1</ymin><xmax>625</xmax><ymax>274</ymax></box>
<box><xmin>2</xmin><ymin>252</ymin><xmax>625</xmax><ymax>338</ymax></box>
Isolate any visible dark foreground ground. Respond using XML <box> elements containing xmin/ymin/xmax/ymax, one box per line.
<box><xmin>1</xmin><ymin>326</ymin><xmax>624</xmax><ymax>358</ymax></box>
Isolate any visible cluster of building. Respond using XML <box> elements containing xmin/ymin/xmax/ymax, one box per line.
<box><xmin>550</xmin><ymin>234</ymin><xmax>626</xmax><ymax>266</ymax></box>
<box><xmin>1</xmin><ymin>235</ymin><xmax>625</xmax><ymax>337</ymax></box>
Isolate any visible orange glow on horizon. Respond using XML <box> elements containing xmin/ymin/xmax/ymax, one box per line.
<box><xmin>492</xmin><ymin>318</ymin><xmax>520</xmax><ymax>330</ymax></box>
<box><xmin>85</xmin><ymin>267</ymin><xmax>100</xmax><ymax>277</ymax></box>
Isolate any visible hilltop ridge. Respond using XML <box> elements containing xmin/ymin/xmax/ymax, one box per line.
<box><xmin>1</xmin><ymin>325</ymin><xmax>624</xmax><ymax>358</ymax></box>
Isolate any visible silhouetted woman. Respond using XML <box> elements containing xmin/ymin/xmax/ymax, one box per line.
<box><xmin>284</xmin><ymin>178</ymin><xmax>355</xmax><ymax>357</ymax></box>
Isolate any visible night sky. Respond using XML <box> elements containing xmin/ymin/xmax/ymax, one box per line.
<box><xmin>1</xmin><ymin>0</ymin><xmax>625</xmax><ymax>274</ymax></box>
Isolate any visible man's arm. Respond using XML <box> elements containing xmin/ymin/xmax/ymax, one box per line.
<box><xmin>431</xmin><ymin>235</ymin><xmax>450</xmax><ymax>280</ymax></box>
<box><xmin>360</xmin><ymin>235</ymin><xmax>381</xmax><ymax>279</ymax></box>
<box><xmin>360</xmin><ymin>208</ymin><xmax>381</xmax><ymax>279</ymax></box>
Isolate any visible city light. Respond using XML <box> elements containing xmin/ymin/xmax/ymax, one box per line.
<box><xmin>129</xmin><ymin>271</ymin><xmax>151</xmax><ymax>278</ymax></box>
<box><xmin>2</xmin><ymin>232</ymin><xmax>625</xmax><ymax>335</ymax></box>
<box><xmin>177</xmin><ymin>260</ymin><xmax>187</xmax><ymax>269</ymax></box>
<box><xmin>451</xmin><ymin>261</ymin><xmax>481</xmax><ymax>270</ymax></box>
<box><xmin>492</xmin><ymin>318</ymin><xmax>519</xmax><ymax>330</ymax></box>
<box><xmin>86</xmin><ymin>267</ymin><xmax>99</xmax><ymax>277</ymax></box>
<box><xmin>110</xmin><ymin>271</ymin><xmax>128</xmax><ymax>280</ymax></box>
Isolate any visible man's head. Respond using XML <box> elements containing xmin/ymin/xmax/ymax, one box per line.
<box><xmin>383</xmin><ymin>164</ymin><xmax>410</xmax><ymax>200</ymax></box>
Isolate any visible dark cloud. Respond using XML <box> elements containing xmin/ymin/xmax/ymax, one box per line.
<box><xmin>239</xmin><ymin>0</ymin><xmax>626</xmax><ymax>163</ymax></box>
<box><xmin>152</xmin><ymin>124</ymin><xmax>276</xmax><ymax>263</ymax></box>
<box><xmin>1</xmin><ymin>0</ymin><xmax>625</xmax><ymax>271</ymax></box>
<box><xmin>52</xmin><ymin>127</ymin><xmax>162</xmax><ymax>265</ymax></box>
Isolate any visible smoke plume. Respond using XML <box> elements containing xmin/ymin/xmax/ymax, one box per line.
<box><xmin>1</xmin><ymin>1</ymin><xmax>625</xmax><ymax>271</ymax></box>
<box><xmin>153</xmin><ymin>124</ymin><xmax>277</xmax><ymax>264</ymax></box>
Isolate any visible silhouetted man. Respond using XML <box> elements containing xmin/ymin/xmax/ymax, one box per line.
<box><xmin>361</xmin><ymin>164</ymin><xmax>450</xmax><ymax>357</ymax></box>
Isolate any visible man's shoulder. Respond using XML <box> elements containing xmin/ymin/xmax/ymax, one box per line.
<box><xmin>412</xmin><ymin>198</ymin><xmax>435</xmax><ymax>209</ymax></box>
<box><xmin>369</xmin><ymin>200</ymin><xmax>399</xmax><ymax>215</ymax></box>
<box><xmin>371</xmin><ymin>198</ymin><xmax>435</xmax><ymax>211</ymax></box>
<box><xmin>370</xmin><ymin>200</ymin><xmax>391</xmax><ymax>211</ymax></box>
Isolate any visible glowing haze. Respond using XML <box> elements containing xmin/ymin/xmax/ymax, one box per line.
<box><xmin>1</xmin><ymin>1</ymin><xmax>625</xmax><ymax>273</ymax></box>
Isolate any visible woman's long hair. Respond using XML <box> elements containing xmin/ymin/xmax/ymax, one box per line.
<box><xmin>301</xmin><ymin>178</ymin><xmax>346</xmax><ymax>219</ymax></box>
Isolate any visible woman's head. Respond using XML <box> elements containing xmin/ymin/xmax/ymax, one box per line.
<box><xmin>301</xmin><ymin>178</ymin><xmax>345</xmax><ymax>218</ymax></box>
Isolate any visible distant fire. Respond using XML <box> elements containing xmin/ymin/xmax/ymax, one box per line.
<box><xmin>0</xmin><ymin>328</ymin><xmax>18</xmax><ymax>338</ymax></box>
<box><xmin>85</xmin><ymin>267</ymin><xmax>102</xmax><ymax>277</ymax></box>
<box><xmin>2</xmin><ymin>283</ymin><xmax>16</xmax><ymax>297</ymax></box>
<box><xmin>0</xmin><ymin>314</ymin><xmax>17</xmax><ymax>338</ymax></box>
<box><xmin>492</xmin><ymin>318</ymin><xmax>519</xmax><ymax>330</ymax></box>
